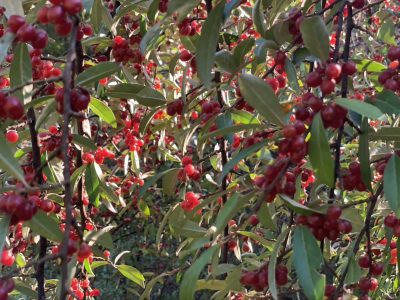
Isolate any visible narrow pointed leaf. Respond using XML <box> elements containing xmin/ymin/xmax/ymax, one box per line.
<box><xmin>300</xmin><ymin>16</ymin><xmax>329</xmax><ymax>62</ymax></box>
<box><xmin>76</xmin><ymin>62</ymin><xmax>120</xmax><ymax>87</ymax></box>
<box><xmin>384</xmin><ymin>155</ymin><xmax>400</xmax><ymax>218</ymax></box>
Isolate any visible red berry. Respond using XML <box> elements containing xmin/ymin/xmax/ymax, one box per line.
<box><xmin>1</xmin><ymin>249</ymin><xmax>15</xmax><ymax>267</ymax></box>
<box><xmin>342</xmin><ymin>61</ymin><xmax>357</xmax><ymax>75</ymax></box>
<box><xmin>181</xmin><ymin>156</ymin><xmax>192</xmax><ymax>166</ymax></box>
<box><xmin>325</xmin><ymin>63</ymin><xmax>342</xmax><ymax>79</ymax></box>
<box><xmin>6</xmin><ymin>130</ymin><xmax>19</xmax><ymax>143</ymax></box>
<box><xmin>370</xmin><ymin>262</ymin><xmax>384</xmax><ymax>276</ymax></box>
<box><xmin>352</xmin><ymin>0</ymin><xmax>365</xmax><ymax>9</ymax></box>
<box><xmin>358</xmin><ymin>255</ymin><xmax>371</xmax><ymax>268</ymax></box>
<box><xmin>7</xmin><ymin>15</ymin><xmax>26</xmax><ymax>33</ymax></box>
<box><xmin>305</xmin><ymin>71</ymin><xmax>322</xmax><ymax>87</ymax></box>
<box><xmin>249</xmin><ymin>214</ymin><xmax>259</xmax><ymax>226</ymax></box>
<box><xmin>326</xmin><ymin>205</ymin><xmax>342</xmax><ymax>220</ymax></box>
<box><xmin>179</xmin><ymin>49</ymin><xmax>192</xmax><ymax>62</ymax></box>
<box><xmin>320</xmin><ymin>78</ymin><xmax>336</xmax><ymax>95</ymax></box>
<box><xmin>78</xmin><ymin>242</ymin><xmax>92</xmax><ymax>259</ymax></box>
<box><xmin>63</xmin><ymin>0</ymin><xmax>83</xmax><ymax>15</ymax></box>
<box><xmin>184</xmin><ymin>164</ymin><xmax>195</xmax><ymax>176</ymax></box>
<box><xmin>4</xmin><ymin>96</ymin><xmax>24</xmax><ymax>120</ymax></box>
<box><xmin>384</xmin><ymin>214</ymin><xmax>398</xmax><ymax>228</ymax></box>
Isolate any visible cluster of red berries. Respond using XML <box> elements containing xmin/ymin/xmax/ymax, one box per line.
<box><xmin>0</xmin><ymin>193</ymin><xmax>37</xmax><ymax>223</ymax></box>
<box><xmin>158</xmin><ymin>0</ymin><xmax>168</xmax><ymax>13</ymax></box>
<box><xmin>295</xmin><ymin>206</ymin><xmax>352</xmax><ymax>241</ymax></box>
<box><xmin>240</xmin><ymin>264</ymin><xmax>288</xmax><ymax>291</ymax></box>
<box><xmin>181</xmin><ymin>192</ymin><xmax>200</xmax><ymax>212</ymax></box>
<box><xmin>178</xmin><ymin>18</ymin><xmax>199</xmax><ymax>36</ymax></box>
<box><xmin>29</xmin><ymin>50</ymin><xmax>62</xmax><ymax>80</ymax></box>
<box><xmin>295</xmin><ymin>93</ymin><xmax>348</xmax><ymax>129</ymax></box>
<box><xmin>36</xmin><ymin>0</ymin><xmax>82</xmax><ymax>36</ymax></box>
<box><xmin>55</xmin><ymin>87</ymin><xmax>90</xmax><ymax>114</ymax></box>
<box><xmin>71</xmin><ymin>278</ymin><xmax>100</xmax><ymax>299</ymax></box>
<box><xmin>378</xmin><ymin>47</ymin><xmax>400</xmax><ymax>91</ymax></box>
<box><xmin>178</xmin><ymin>156</ymin><xmax>201</xmax><ymax>181</ymax></box>
<box><xmin>200</xmin><ymin>100</ymin><xmax>221</xmax><ymax>122</ymax></box>
<box><xmin>278</xmin><ymin>121</ymin><xmax>307</xmax><ymax>163</ymax></box>
<box><xmin>6</xmin><ymin>15</ymin><xmax>48</xmax><ymax>49</ymax></box>
<box><xmin>111</xmin><ymin>36</ymin><xmax>142</xmax><ymax>64</ymax></box>
<box><xmin>0</xmin><ymin>93</ymin><xmax>24</xmax><ymax>120</ymax></box>
<box><xmin>93</xmin><ymin>147</ymin><xmax>115</xmax><ymax>165</ymax></box>
<box><xmin>305</xmin><ymin>61</ymin><xmax>357</xmax><ymax>95</ymax></box>
<box><xmin>358</xmin><ymin>254</ymin><xmax>384</xmax><ymax>276</ymax></box>
<box><xmin>342</xmin><ymin>161</ymin><xmax>367</xmax><ymax>191</ymax></box>
<box><xmin>166</xmin><ymin>99</ymin><xmax>184</xmax><ymax>116</ymax></box>
<box><xmin>122</xmin><ymin>119</ymin><xmax>145</xmax><ymax>152</ymax></box>
<box><xmin>38</xmin><ymin>126</ymin><xmax>62</xmax><ymax>153</ymax></box>
<box><xmin>254</xmin><ymin>160</ymin><xmax>296</xmax><ymax>202</ymax></box>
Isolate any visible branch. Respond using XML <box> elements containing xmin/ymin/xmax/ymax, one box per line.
<box><xmin>59</xmin><ymin>17</ymin><xmax>79</xmax><ymax>300</ymax></box>
<box><xmin>3</xmin><ymin>76</ymin><xmax>62</xmax><ymax>95</ymax></box>
<box><xmin>333</xmin><ymin>184</ymin><xmax>384</xmax><ymax>299</ymax></box>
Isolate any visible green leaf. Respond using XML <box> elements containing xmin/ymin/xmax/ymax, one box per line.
<box><xmin>215</xmin><ymin>50</ymin><xmax>238</xmax><ymax>74</ymax></box>
<box><xmin>369</xmin><ymin>127</ymin><xmax>400</xmax><ymax>141</ymax></box>
<box><xmin>117</xmin><ymin>264</ymin><xmax>145</xmax><ymax>288</ymax></box>
<box><xmin>140</xmin><ymin>23</ymin><xmax>162</xmax><ymax>54</ymax></box>
<box><xmin>355</xmin><ymin>59</ymin><xmax>386</xmax><ymax>73</ymax></box>
<box><xmin>76</xmin><ymin>62</ymin><xmax>120</xmax><ymax>87</ymax></box>
<box><xmin>284</xmin><ymin>59</ymin><xmax>300</xmax><ymax>92</ymax></box>
<box><xmin>25</xmin><ymin>211</ymin><xmax>63</xmax><ymax>242</ymax></box>
<box><xmin>372</xmin><ymin>90</ymin><xmax>400</xmax><ymax>115</ymax></box>
<box><xmin>344</xmin><ymin>257</ymin><xmax>362</xmax><ymax>284</ymax></box>
<box><xmin>293</xmin><ymin>226</ymin><xmax>325</xmax><ymax>300</ymax></box>
<box><xmin>0</xmin><ymin>215</ymin><xmax>10</xmax><ymax>253</ymax></box>
<box><xmin>106</xmin><ymin>83</ymin><xmax>166</xmax><ymax>107</ymax></box>
<box><xmin>89</xmin><ymin>97</ymin><xmax>117</xmax><ymax>128</ymax></box>
<box><xmin>300</xmin><ymin>16</ymin><xmax>329</xmax><ymax>62</ymax></box>
<box><xmin>85</xmin><ymin>163</ymin><xmax>100</xmax><ymax>204</ymax></box>
<box><xmin>10</xmin><ymin>43</ymin><xmax>32</xmax><ymax>103</ymax></box>
<box><xmin>162</xmin><ymin>168</ymin><xmax>180</xmax><ymax>197</ymax></box>
<box><xmin>91</xmin><ymin>0</ymin><xmax>113</xmax><ymax>33</ymax></box>
<box><xmin>167</xmin><ymin>0</ymin><xmax>201</xmax><ymax>21</ymax></box>
<box><xmin>233</xmin><ymin>38</ymin><xmax>254</xmax><ymax>65</ymax></box>
<box><xmin>0</xmin><ymin>32</ymin><xmax>15</xmax><ymax>64</ymax></box>
<box><xmin>220</xmin><ymin>140</ymin><xmax>268</xmax><ymax>181</ymax></box>
<box><xmin>309</xmin><ymin>113</ymin><xmax>334</xmax><ymax>187</ymax></box>
<box><xmin>238</xmin><ymin>74</ymin><xmax>286</xmax><ymax>126</ymax></box>
<box><xmin>179</xmin><ymin>245</ymin><xmax>219</xmax><ymax>300</ymax></box>
<box><xmin>335</xmin><ymin>98</ymin><xmax>383</xmax><ymax>119</ymax></box>
<box><xmin>279</xmin><ymin>195</ymin><xmax>321</xmax><ymax>216</ymax></box>
<box><xmin>236</xmin><ymin>231</ymin><xmax>274</xmax><ymax>250</ymax></box>
<box><xmin>14</xmin><ymin>280</ymin><xmax>37</xmax><ymax>298</ymax></box>
<box><xmin>384</xmin><ymin>155</ymin><xmax>400</xmax><ymax>218</ymax></box>
<box><xmin>214</xmin><ymin>193</ymin><xmax>253</xmax><ymax>234</ymax></box>
<box><xmin>231</xmin><ymin>109</ymin><xmax>261</xmax><ymax>124</ymax></box>
<box><xmin>0</xmin><ymin>136</ymin><xmax>28</xmax><ymax>186</ymax></box>
<box><xmin>377</xmin><ymin>18</ymin><xmax>396</xmax><ymax>45</ymax></box>
<box><xmin>196</xmin><ymin>1</ymin><xmax>225</xmax><ymax>88</ymax></box>
<box><xmin>359</xmin><ymin>118</ymin><xmax>372</xmax><ymax>191</ymax></box>
<box><xmin>268</xmin><ymin>228</ymin><xmax>290</xmax><ymax>300</ymax></box>
<box><xmin>72</xmin><ymin>134</ymin><xmax>97</xmax><ymax>151</ymax></box>
<box><xmin>139</xmin><ymin>168</ymin><xmax>180</xmax><ymax>199</ymax></box>
<box><xmin>139</xmin><ymin>108</ymin><xmax>158</xmax><ymax>136</ymax></box>
<box><xmin>85</xmin><ymin>225</ymin><xmax>114</xmax><ymax>248</ymax></box>
<box><xmin>35</xmin><ymin>101</ymin><xmax>56</xmax><ymax>131</ymax></box>
<box><xmin>252</xmin><ymin>0</ymin><xmax>266</xmax><ymax>37</ymax></box>
<box><xmin>257</xmin><ymin>202</ymin><xmax>276</xmax><ymax>230</ymax></box>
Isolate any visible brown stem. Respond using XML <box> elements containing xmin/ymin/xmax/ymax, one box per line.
<box><xmin>59</xmin><ymin>18</ymin><xmax>79</xmax><ymax>300</ymax></box>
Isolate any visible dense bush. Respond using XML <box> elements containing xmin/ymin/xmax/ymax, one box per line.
<box><xmin>0</xmin><ymin>0</ymin><xmax>399</xmax><ymax>299</ymax></box>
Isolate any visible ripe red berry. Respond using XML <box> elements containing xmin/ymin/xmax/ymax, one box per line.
<box><xmin>388</xmin><ymin>47</ymin><xmax>400</xmax><ymax>61</ymax></box>
<box><xmin>184</xmin><ymin>164</ymin><xmax>196</xmax><ymax>176</ymax></box>
<box><xmin>326</xmin><ymin>205</ymin><xmax>342</xmax><ymax>220</ymax></box>
<box><xmin>6</xmin><ymin>130</ymin><xmax>19</xmax><ymax>143</ymax></box>
<box><xmin>384</xmin><ymin>214</ymin><xmax>398</xmax><ymax>228</ymax></box>
<box><xmin>40</xmin><ymin>199</ymin><xmax>55</xmax><ymax>213</ymax></box>
<box><xmin>325</xmin><ymin>63</ymin><xmax>342</xmax><ymax>79</ymax></box>
<box><xmin>370</xmin><ymin>262</ymin><xmax>384</xmax><ymax>276</ymax></box>
<box><xmin>63</xmin><ymin>0</ymin><xmax>83</xmax><ymax>15</ymax></box>
<box><xmin>342</xmin><ymin>61</ymin><xmax>357</xmax><ymax>75</ymax></box>
<box><xmin>249</xmin><ymin>214</ymin><xmax>259</xmax><ymax>226</ymax></box>
<box><xmin>181</xmin><ymin>156</ymin><xmax>192</xmax><ymax>166</ymax></box>
<box><xmin>46</xmin><ymin>5</ymin><xmax>65</xmax><ymax>24</ymax></box>
<box><xmin>320</xmin><ymin>78</ymin><xmax>336</xmax><ymax>95</ymax></box>
<box><xmin>4</xmin><ymin>96</ymin><xmax>24</xmax><ymax>120</ymax></box>
<box><xmin>179</xmin><ymin>49</ymin><xmax>192</xmax><ymax>62</ymax></box>
<box><xmin>358</xmin><ymin>255</ymin><xmax>371</xmax><ymax>268</ymax></box>
<box><xmin>78</xmin><ymin>242</ymin><xmax>92</xmax><ymax>259</ymax></box>
<box><xmin>1</xmin><ymin>249</ymin><xmax>15</xmax><ymax>267</ymax></box>
<box><xmin>7</xmin><ymin>15</ymin><xmax>26</xmax><ymax>33</ymax></box>
<box><xmin>305</xmin><ymin>71</ymin><xmax>322</xmax><ymax>87</ymax></box>
<box><xmin>352</xmin><ymin>0</ymin><xmax>365</xmax><ymax>9</ymax></box>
